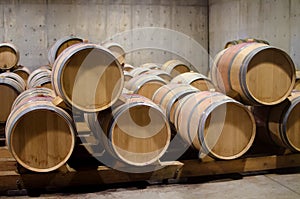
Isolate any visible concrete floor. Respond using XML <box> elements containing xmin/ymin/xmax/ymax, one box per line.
<box><xmin>2</xmin><ymin>172</ymin><xmax>300</xmax><ymax>199</ymax></box>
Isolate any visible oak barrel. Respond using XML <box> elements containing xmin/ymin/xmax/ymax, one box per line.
<box><xmin>252</xmin><ymin>92</ymin><xmax>300</xmax><ymax>152</ymax></box>
<box><xmin>124</xmin><ymin>71</ymin><xmax>133</xmax><ymax>82</ymax></box>
<box><xmin>171</xmin><ymin>72</ymin><xmax>215</xmax><ymax>91</ymax></box>
<box><xmin>86</xmin><ymin>94</ymin><xmax>171</xmax><ymax>166</ymax></box>
<box><xmin>125</xmin><ymin>74</ymin><xmax>167</xmax><ymax>99</ymax></box>
<box><xmin>224</xmin><ymin>38</ymin><xmax>269</xmax><ymax>49</ymax></box>
<box><xmin>140</xmin><ymin>63</ymin><xmax>161</xmax><ymax>70</ymax></box>
<box><xmin>0</xmin><ymin>72</ymin><xmax>26</xmax><ymax>123</ymax></box>
<box><xmin>144</xmin><ymin>69</ymin><xmax>172</xmax><ymax>82</ymax></box>
<box><xmin>129</xmin><ymin>67</ymin><xmax>150</xmax><ymax>77</ymax></box>
<box><xmin>102</xmin><ymin>42</ymin><xmax>126</xmax><ymax>65</ymax></box>
<box><xmin>212</xmin><ymin>43</ymin><xmax>295</xmax><ymax>105</ymax></box>
<box><xmin>175</xmin><ymin>91</ymin><xmax>256</xmax><ymax>160</ymax></box>
<box><xmin>52</xmin><ymin>43</ymin><xmax>124</xmax><ymax>112</ymax></box>
<box><xmin>27</xmin><ymin>68</ymin><xmax>52</xmax><ymax>89</ymax></box>
<box><xmin>6</xmin><ymin>90</ymin><xmax>76</xmax><ymax>172</ymax></box>
<box><xmin>152</xmin><ymin>83</ymin><xmax>199</xmax><ymax>124</ymax></box>
<box><xmin>123</xmin><ymin>64</ymin><xmax>135</xmax><ymax>72</ymax></box>
<box><xmin>294</xmin><ymin>71</ymin><xmax>300</xmax><ymax>91</ymax></box>
<box><xmin>0</xmin><ymin>43</ymin><xmax>19</xmax><ymax>70</ymax></box>
<box><xmin>48</xmin><ymin>36</ymin><xmax>84</xmax><ymax>65</ymax></box>
<box><xmin>13</xmin><ymin>65</ymin><xmax>31</xmax><ymax>84</ymax></box>
<box><xmin>11</xmin><ymin>87</ymin><xmax>55</xmax><ymax>110</ymax></box>
<box><xmin>161</xmin><ymin>60</ymin><xmax>190</xmax><ymax>78</ymax></box>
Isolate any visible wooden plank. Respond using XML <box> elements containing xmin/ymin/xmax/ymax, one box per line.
<box><xmin>0</xmin><ymin>147</ymin><xmax>12</xmax><ymax>158</ymax></box>
<box><xmin>18</xmin><ymin>161</ymin><xmax>183</xmax><ymax>190</ymax></box>
<box><xmin>0</xmin><ymin>171</ymin><xmax>20</xmax><ymax>193</ymax></box>
<box><xmin>180</xmin><ymin>153</ymin><xmax>300</xmax><ymax>178</ymax></box>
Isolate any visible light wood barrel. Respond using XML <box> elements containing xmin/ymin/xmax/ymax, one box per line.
<box><xmin>140</xmin><ymin>63</ymin><xmax>161</xmax><ymax>70</ymax></box>
<box><xmin>294</xmin><ymin>71</ymin><xmax>300</xmax><ymax>91</ymax></box>
<box><xmin>86</xmin><ymin>94</ymin><xmax>171</xmax><ymax>166</ymax></box>
<box><xmin>171</xmin><ymin>72</ymin><xmax>215</xmax><ymax>91</ymax></box>
<box><xmin>125</xmin><ymin>74</ymin><xmax>167</xmax><ymax>99</ymax></box>
<box><xmin>212</xmin><ymin>43</ymin><xmax>295</xmax><ymax>105</ymax></box>
<box><xmin>52</xmin><ymin>43</ymin><xmax>124</xmax><ymax>112</ymax></box>
<box><xmin>175</xmin><ymin>91</ymin><xmax>256</xmax><ymax>160</ymax></box>
<box><xmin>27</xmin><ymin>68</ymin><xmax>52</xmax><ymax>89</ymax></box>
<box><xmin>0</xmin><ymin>43</ymin><xmax>19</xmax><ymax>70</ymax></box>
<box><xmin>129</xmin><ymin>67</ymin><xmax>150</xmax><ymax>77</ymax></box>
<box><xmin>144</xmin><ymin>69</ymin><xmax>172</xmax><ymax>82</ymax></box>
<box><xmin>252</xmin><ymin>92</ymin><xmax>300</xmax><ymax>152</ymax></box>
<box><xmin>6</xmin><ymin>94</ymin><xmax>76</xmax><ymax>172</ymax></box>
<box><xmin>0</xmin><ymin>72</ymin><xmax>26</xmax><ymax>123</ymax></box>
<box><xmin>102</xmin><ymin>42</ymin><xmax>126</xmax><ymax>65</ymax></box>
<box><xmin>124</xmin><ymin>71</ymin><xmax>133</xmax><ymax>82</ymax></box>
<box><xmin>13</xmin><ymin>65</ymin><xmax>31</xmax><ymax>84</ymax></box>
<box><xmin>161</xmin><ymin>60</ymin><xmax>190</xmax><ymax>78</ymax></box>
<box><xmin>11</xmin><ymin>87</ymin><xmax>55</xmax><ymax>110</ymax></box>
<box><xmin>152</xmin><ymin>83</ymin><xmax>199</xmax><ymax>124</ymax></box>
<box><xmin>123</xmin><ymin>64</ymin><xmax>135</xmax><ymax>72</ymax></box>
<box><xmin>48</xmin><ymin>36</ymin><xmax>84</xmax><ymax>65</ymax></box>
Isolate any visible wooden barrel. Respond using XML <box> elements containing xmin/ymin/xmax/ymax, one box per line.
<box><xmin>140</xmin><ymin>63</ymin><xmax>161</xmax><ymax>70</ymax></box>
<box><xmin>0</xmin><ymin>72</ymin><xmax>26</xmax><ymax>123</ymax></box>
<box><xmin>102</xmin><ymin>42</ymin><xmax>126</xmax><ymax>65</ymax></box>
<box><xmin>212</xmin><ymin>43</ymin><xmax>295</xmax><ymax>105</ymax></box>
<box><xmin>0</xmin><ymin>43</ymin><xmax>19</xmax><ymax>70</ymax></box>
<box><xmin>86</xmin><ymin>94</ymin><xmax>171</xmax><ymax>166</ymax></box>
<box><xmin>152</xmin><ymin>83</ymin><xmax>199</xmax><ymax>124</ymax></box>
<box><xmin>161</xmin><ymin>60</ymin><xmax>191</xmax><ymax>78</ymax></box>
<box><xmin>48</xmin><ymin>36</ymin><xmax>84</xmax><ymax>65</ymax></box>
<box><xmin>175</xmin><ymin>91</ymin><xmax>256</xmax><ymax>160</ymax></box>
<box><xmin>39</xmin><ymin>64</ymin><xmax>52</xmax><ymax>71</ymax></box>
<box><xmin>52</xmin><ymin>43</ymin><xmax>124</xmax><ymax>112</ymax></box>
<box><xmin>27</xmin><ymin>68</ymin><xmax>52</xmax><ymax>89</ymax></box>
<box><xmin>252</xmin><ymin>92</ymin><xmax>300</xmax><ymax>152</ymax></box>
<box><xmin>125</xmin><ymin>74</ymin><xmax>167</xmax><ymax>99</ymax></box>
<box><xmin>6</xmin><ymin>93</ymin><xmax>76</xmax><ymax>172</ymax></box>
<box><xmin>124</xmin><ymin>71</ymin><xmax>133</xmax><ymax>82</ymax></box>
<box><xmin>294</xmin><ymin>71</ymin><xmax>300</xmax><ymax>91</ymax></box>
<box><xmin>13</xmin><ymin>65</ymin><xmax>31</xmax><ymax>84</ymax></box>
<box><xmin>224</xmin><ymin>38</ymin><xmax>269</xmax><ymax>49</ymax></box>
<box><xmin>11</xmin><ymin>87</ymin><xmax>55</xmax><ymax>110</ymax></box>
<box><xmin>129</xmin><ymin>67</ymin><xmax>150</xmax><ymax>77</ymax></box>
<box><xmin>171</xmin><ymin>72</ymin><xmax>215</xmax><ymax>91</ymax></box>
<box><xmin>123</xmin><ymin>64</ymin><xmax>135</xmax><ymax>72</ymax></box>
<box><xmin>144</xmin><ymin>69</ymin><xmax>172</xmax><ymax>82</ymax></box>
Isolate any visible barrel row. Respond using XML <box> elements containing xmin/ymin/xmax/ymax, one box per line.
<box><xmin>2</xmin><ymin>37</ymin><xmax>300</xmax><ymax>174</ymax></box>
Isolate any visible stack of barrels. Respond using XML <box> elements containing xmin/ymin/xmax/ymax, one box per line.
<box><xmin>211</xmin><ymin>40</ymin><xmax>299</xmax><ymax>154</ymax></box>
<box><xmin>1</xmin><ymin>36</ymin><xmax>299</xmax><ymax>174</ymax></box>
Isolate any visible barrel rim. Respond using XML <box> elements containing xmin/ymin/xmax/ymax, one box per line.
<box><xmin>241</xmin><ymin>46</ymin><xmax>296</xmax><ymax>105</ymax></box>
<box><xmin>0</xmin><ymin>43</ymin><xmax>20</xmax><ymax>70</ymax></box>
<box><xmin>197</xmin><ymin>100</ymin><xmax>256</xmax><ymax>160</ymax></box>
<box><xmin>6</xmin><ymin>101</ymin><xmax>76</xmax><ymax>172</ymax></box>
<box><xmin>53</xmin><ymin>43</ymin><xmax>124</xmax><ymax>112</ymax></box>
<box><xmin>281</xmin><ymin>97</ymin><xmax>300</xmax><ymax>152</ymax></box>
<box><xmin>108</xmin><ymin>101</ymin><xmax>171</xmax><ymax>166</ymax></box>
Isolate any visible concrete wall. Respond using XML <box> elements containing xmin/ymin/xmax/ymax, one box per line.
<box><xmin>0</xmin><ymin>0</ymin><xmax>209</xmax><ymax>73</ymax></box>
<box><xmin>209</xmin><ymin>0</ymin><xmax>300</xmax><ymax>69</ymax></box>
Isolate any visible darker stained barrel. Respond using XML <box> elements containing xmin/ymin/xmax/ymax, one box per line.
<box><xmin>211</xmin><ymin>42</ymin><xmax>295</xmax><ymax>105</ymax></box>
